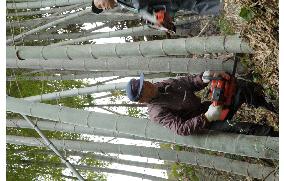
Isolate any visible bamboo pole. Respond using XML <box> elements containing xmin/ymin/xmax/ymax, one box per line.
<box><xmin>8</xmin><ymin>32</ymin><xmax>99</xmax><ymax>41</ymax></box>
<box><xmin>6</xmin><ymin>72</ymin><xmax>168</xmax><ymax>81</ymax></box>
<box><xmin>7</xmin><ymin>12</ymin><xmax>139</xmax><ymax>28</ymax></box>
<box><xmin>89</xmin><ymin>76</ymin><xmax>125</xmax><ymax>86</ymax></box>
<box><xmin>7</xmin><ymin>0</ymin><xmax>89</xmax><ymax>9</ymax></box>
<box><xmin>28</xmin><ymin>4</ymin><xmax>86</xmax><ymax>31</ymax></box>
<box><xmin>22</xmin><ymin>78</ymin><xmax>166</xmax><ymax>102</ymax></box>
<box><xmin>6</xmin><ymin>9</ymin><xmax>91</xmax><ymax>44</ymax></box>
<box><xmin>6</xmin><ymin>57</ymin><xmax>244</xmax><ymax>74</ymax></box>
<box><xmin>50</xmin><ymin>150</ymin><xmax>172</xmax><ymax>170</ymax></box>
<box><xmin>7</xmin><ymin>0</ymin><xmax>42</xmax><ymax>2</ymax></box>
<box><xmin>6</xmin><ymin>118</ymin><xmax>158</xmax><ymax>142</ymax></box>
<box><xmin>11</xmin><ymin>149</ymin><xmax>171</xmax><ymax>170</ymax></box>
<box><xmin>7</xmin><ymin>4</ymin><xmax>87</xmax><ymax>16</ymax></box>
<box><xmin>20</xmin><ymin>115</ymin><xmax>85</xmax><ymax>181</ymax></box>
<box><xmin>7</xmin><ymin>35</ymin><xmax>253</xmax><ymax>55</ymax></box>
<box><xmin>23</xmin><ymin>82</ymin><xmax>127</xmax><ymax>102</ymax></box>
<box><xmin>7</xmin><ymin>135</ymin><xmax>278</xmax><ymax>180</ymax></box>
<box><xmin>97</xmin><ymin>107</ymin><xmax>125</xmax><ymax>116</ymax></box>
<box><xmin>93</xmin><ymin>93</ymin><xmax>113</xmax><ymax>100</ymax></box>
<box><xmin>42</xmin><ymin>22</ymin><xmax>110</xmax><ymax>36</ymax></box>
<box><xmin>82</xmin><ymin>103</ymin><xmax>147</xmax><ymax>107</ymax></box>
<box><xmin>52</xmin><ymin>26</ymin><xmax>164</xmax><ymax>46</ymax></box>
<box><xmin>33</xmin><ymin>22</ymin><xmax>110</xmax><ymax>42</ymax></box>
<box><xmin>16</xmin><ymin>160</ymin><xmax>168</xmax><ymax>181</ymax></box>
<box><xmin>5</xmin><ymin>73</ymin><xmax>112</xmax><ymax>82</ymax></box>
<box><xmin>7</xmin><ymin>96</ymin><xmax>279</xmax><ymax>160</ymax></box>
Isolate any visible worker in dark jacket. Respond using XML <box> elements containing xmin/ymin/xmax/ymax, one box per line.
<box><xmin>91</xmin><ymin>0</ymin><xmax>222</xmax><ymax>16</ymax></box>
<box><xmin>126</xmin><ymin>71</ymin><xmax>278</xmax><ymax>137</ymax></box>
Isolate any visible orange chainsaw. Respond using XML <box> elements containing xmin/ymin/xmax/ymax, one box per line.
<box><xmin>204</xmin><ymin>58</ymin><xmax>239</xmax><ymax>121</ymax></box>
<box><xmin>117</xmin><ymin>0</ymin><xmax>176</xmax><ymax>34</ymax></box>
<box><xmin>145</xmin><ymin>6</ymin><xmax>176</xmax><ymax>34</ymax></box>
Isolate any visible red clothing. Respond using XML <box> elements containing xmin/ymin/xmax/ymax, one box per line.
<box><xmin>147</xmin><ymin>74</ymin><xmax>211</xmax><ymax>136</ymax></box>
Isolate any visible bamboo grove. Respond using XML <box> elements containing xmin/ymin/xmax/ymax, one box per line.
<box><xmin>6</xmin><ymin>0</ymin><xmax>278</xmax><ymax>180</ymax></box>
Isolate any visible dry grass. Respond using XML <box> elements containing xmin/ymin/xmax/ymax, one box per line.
<box><xmin>222</xmin><ymin>0</ymin><xmax>279</xmax><ymax>128</ymax></box>
<box><xmin>238</xmin><ymin>0</ymin><xmax>279</xmax><ymax>90</ymax></box>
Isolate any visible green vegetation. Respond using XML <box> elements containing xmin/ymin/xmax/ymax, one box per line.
<box><xmin>6</xmin><ymin>69</ymin><xmax>107</xmax><ymax>180</ymax></box>
<box><xmin>170</xmin><ymin>163</ymin><xmax>199</xmax><ymax>181</ymax></box>
<box><xmin>217</xmin><ymin>15</ymin><xmax>234</xmax><ymax>35</ymax></box>
<box><xmin>160</xmin><ymin>144</ymin><xmax>199</xmax><ymax>181</ymax></box>
<box><xmin>239</xmin><ymin>7</ymin><xmax>255</xmax><ymax>22</ymax></box>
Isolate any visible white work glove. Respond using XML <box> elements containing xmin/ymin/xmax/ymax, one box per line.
<box><xmin>204</xmin><ymin>104</ymin><xmax>223</xmax><ymax>122</ymax></box>
<box><xmin>202</xmin><ymin>70</ymin><xmax>211</xmax><ymax>83</ymax></box>
<box><xmin>202</xmin><ymin>70</ymin><xmax>231</xmax><ymax>83</ymax></box>
<box><xmin>94</xmin><ymin>0</ymin><xmax>117</xmax><ymax>10</ymax></box>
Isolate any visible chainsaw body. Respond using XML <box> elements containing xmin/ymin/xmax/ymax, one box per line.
<box><xmin>140</xmin><ymin>5</ymin><xmax>176</xmax><ymax>33</ymax></box>
<box><xmin>209</xmin><ymin>76</ymin><xmax>237</xmax><ymax>121</ymax></box>
<box><xmin>151</xmin><ymin>6</ymin><xmax>176</xmax><ymax>33</ymax></box>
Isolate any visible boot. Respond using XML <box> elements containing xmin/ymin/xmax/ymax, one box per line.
<box><xmin>253</xmin><ymin>86</ymin><xmax>279</xmax><ymax>114</ymax></box>
<box><xmin>261</xmin><ymin>100</ymin><xmax>279</xmax><ymax>114</ymax></box>
<box><xmin>208</xmin><ymin>120</ymin><xmax>279</xmax><ymax>137</ymax></box>
<box><xmin>237</xmin><ymin>80</ymin><xmax>278</xmax><ymax>114</ymax></box>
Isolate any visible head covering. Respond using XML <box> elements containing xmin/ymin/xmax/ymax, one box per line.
<box><xmin>126</xmin><ymin>73</ymin><xmax>144</xmax><ymax>102</ymax></box>
<box><xmin>92</xmin><ymin>1</ymin><xmax>103</xmax><ymax>14</ymax></box>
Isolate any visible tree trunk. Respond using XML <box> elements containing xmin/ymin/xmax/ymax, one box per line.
<box><xmin>7</xmin><ymin>96</ymin><xmax>279</xmax><ymax>160</ymax></box>
<box><xmin>6</xmin><ymin>135</ymin><xmax>278</xmax><ymax>180</ymax></box>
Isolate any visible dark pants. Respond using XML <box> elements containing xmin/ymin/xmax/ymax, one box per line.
<box><xmin>207</xmin><ymin>79</ymin><xmax>278</xmax><ymax>137</ymax></box>
<box><xmin>209</xmin><ymin>120</ymin><xmax>278</xmax><ymax>137</ymax></box>
<box><xmin>139</xmin><ymin>0</ymin><xmax>222</xmax><ymax>16</ymax></box>
<box><xmin>174</xmin><ymin>0</ymin><xmax>222</xmax><ymax>15</ymax></box>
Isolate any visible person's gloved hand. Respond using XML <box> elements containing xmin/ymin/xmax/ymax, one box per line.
<box><xmin>204</xmin><ymin>104</ymin><xmax>223</xmax><ymax>122</ymax></box>
<box><xmin>202</xmin><ymin>70</ymin><xmax>231</xmax><ymax>83</ymax></box>
<box><xmin>94</xmin><ymin>0</ymin><xmax>117</xmax><ymax>10</ymax></box>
